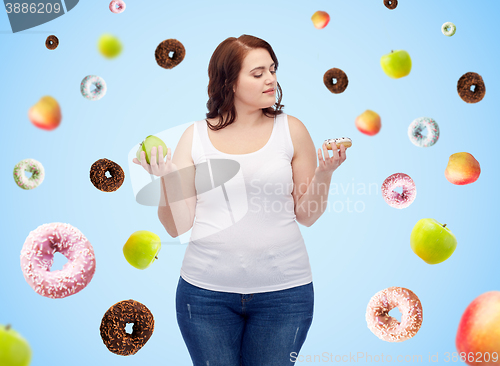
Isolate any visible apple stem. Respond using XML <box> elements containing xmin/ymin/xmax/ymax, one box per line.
<box><xmin>6</xmin><ymin>324</ymin><xmax>11</xmax><ymax>331</ymax></box>
<box><xmin>443</xmin><ymin>224</ymin><xmax>447</xmax><ymax>228</ymax></box>
<box><xmin>391</xmin><ymin>50</ymin><xmax>393</xmax><ymax>53</ymax></box>
<box><xmin>155</xmin><ymin>256</ymin><xmax>158</xmax><ymax>260</ymax></box>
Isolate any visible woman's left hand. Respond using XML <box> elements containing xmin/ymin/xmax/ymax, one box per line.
<box><xmin>315</xmin><ymin>141</ymin><xmax>347</xmax><ymax>177</ymax></box>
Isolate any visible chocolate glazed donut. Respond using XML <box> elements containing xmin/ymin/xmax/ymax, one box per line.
<box><xmin>100</xmin><ymin>299</ymin><xmax>155</xmax><ymax>356</ymax></box>
<box><xmin>323</xmin><ymin>68</ymin><xmax>349</xmax><ymax>94</ymax></box>
<box><xmin>384</xmin><ymin>0</ymin><xmax>398</xmax><ymax>9</ymax></box>
<box><xmin>45</xmin><ymin>35</ymin><xmax>59</xmax><ymax>50</ymax></box>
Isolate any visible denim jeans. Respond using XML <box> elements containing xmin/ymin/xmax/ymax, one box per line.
<box><xmin>176</xmin><ymin>276</ymin><xmax>314</xmax><ymax>366</ymax></box>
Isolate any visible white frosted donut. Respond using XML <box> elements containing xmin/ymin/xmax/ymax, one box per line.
<box><xmin>13</xmin><ymin>159</ymin><xmax>45</xmax><ymax>190</ymax></box>
<box><xmin>325</xmin><ymin>137</ymin><xmax>352</xmax><ymax>150</ymax></box>
<box><xmin>441</xmin><ymin>22</ymin><xmax>456</xmax><ymax>37</ymax></box>
<box><xmin>109</xmin><ymin>0</ymin><xmax>126</xmax><ymax>14</ymax></box>
<box><xmin>366</xmin><ymin>287</ymin><xmax>423</xmax><ymax>342</ymax></box>
<box><xmin>381</xmin><ymin>173</ymin><xmax>416</xmax><ymax>209</ymax></box>
<box><xmin>20</xmin><ymin>223</ymin><xmax>96</xmax><ymax>299</ymax></box>
<box><xmin>408</xmin><ymin>117</ymin><xmax>439</xmax><ymax>148</ymax></box>
<box><xmin>80</xmin><ymin>75</ymin><xmax>107</xmax><ymax>101</ymax></box>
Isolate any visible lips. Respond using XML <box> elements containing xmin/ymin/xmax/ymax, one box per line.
<box><xmin>264</xmin><ymin>88</ymin><xmax>275</xmax><ymax>93</ymax></box>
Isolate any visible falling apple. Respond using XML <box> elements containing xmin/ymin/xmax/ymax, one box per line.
<box><xmin>98</xmin><ymin>34</ymin><xmax>122</xmax><ymax>58</ymax></box>
<box><xmin>311</xmin><ymin>11</ymin><xmax>330</xmax><ymax>29</ymax></box>
<box><xmin>28</xmin><ymin>96</ymin><xmax>61</xmax><ymax>130</ymax></box>
<box><xmin>380</xmin><ymin>50</ymin><xmax>412</xmax><ymax>79</ymax></box>
<box><xmin>456</xmin><ymin>291</ymin><xmax>500</xmax><ymax>366</ymax></box>
<box><xmin>445</xmin><ymin>152</ymin><xmax>481</xmax><ymax>185</ymax></box>
<box><xmin>0</xmin><ymin>324</ymin><xmax>32</xmax><ymax>366</ymax></box>
<box><xmin>123</xmin><ymin>230</ymin><xmax>161</xmax><ymax>270</ymax></box>
<box><xmin>355</xmin><ymin>110</ymin><xmax>381</xmax><ymax>136</ymax></box>
<box><xmin>136</xmin><ymin>135</ymin><xmax>168</xmax><ymax>164</ymax></box>
<box><xmin>410</xmin><ymin>218</ymin><xmax>457</xmax><ymax>264</ymax></box>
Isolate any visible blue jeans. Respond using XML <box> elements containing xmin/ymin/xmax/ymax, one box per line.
<box><xmin>176</xmin><ymin>276</ymin><xmax>314</xmax><ymax>366</ymax></box>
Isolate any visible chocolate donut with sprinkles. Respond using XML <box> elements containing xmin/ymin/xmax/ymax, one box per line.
<box><xmin>366</xmin><ymin>286</ymin><xmax>423</xmax><ymax>342</ymax></box>
<box><xmin>90</xmin><ymin>158</ymin><xmax>125</xmax><ymax>192</ymax></box>
<box><xmin>100</xmin><ymin>299</ymin><xmax>155</xmax><ymax>356</ymax></box>
<box><xmin>155</xmin><ymin>39</ymin><xmax>186</xmax><ymax>69</ymax></box>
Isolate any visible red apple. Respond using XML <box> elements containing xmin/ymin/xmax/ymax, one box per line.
<box><xmin>445</xmin><ymin>152</ymin><xmax>481</xmax><ymax>185</ymax></box>
<box><xmin>355</xmin><ymin>110</ymin><xmax>381</xmax><ymax>136</ymax></box>
<box><xmin>28</xmin><ymin>96</ymin><xmax>61</xmax><ymax>130</ymax></box>
<box><xmin>311</xmin><ymin>11</ymin><xmax>330</xmax><ymax>29</ymax></box>
<box><xmin>456</xmin><ymin>291</ymin><xmax>500</xmax><ymax>365</ymax></box>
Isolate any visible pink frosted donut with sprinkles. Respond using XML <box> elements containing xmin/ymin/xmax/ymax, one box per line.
<box><xmin>408</xmin><ymin>117</ymin><xmax>440</xmax><ymax>148</ymax></box>
<box><xmin>20</xmin><ymin>223</ymin><xmax>96</xmax><ymax>299</ymax></box>
<box><xmin>366</xmin><ymin>286</ymin><xmax>423</xmax><ymax>342</ymax></box>
<box><xmin>109</xmin><ymin>0</ymin><xmax>126</xmax><ymax>13</ymax></box>
<box><xmin>381</xmin><ymin>173</ymin><xmax>416</xmax><ymax>209</ymax></box>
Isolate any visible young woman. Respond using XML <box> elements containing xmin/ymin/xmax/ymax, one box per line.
<box><xmin>133</xmin><ymin>34</ymin><xmax>347</xmax><ymax>366</ymax></box>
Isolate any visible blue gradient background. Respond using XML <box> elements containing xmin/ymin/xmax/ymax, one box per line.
<box><xmin>1</xmin><ymin>0</ymin><xmax>499</xmax><ymax>364</ymax></box>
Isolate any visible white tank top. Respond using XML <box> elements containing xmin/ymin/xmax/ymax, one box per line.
<box><xmin>179</xmin><ymin>113</ymin><xmax>313</xmax><ymax>294</ymax></box>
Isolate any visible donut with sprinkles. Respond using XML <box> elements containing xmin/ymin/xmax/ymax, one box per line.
<box><xmin>366</xmin><ymin>287</ymin><xmax>423</xmax><ymax>342</ymax></box>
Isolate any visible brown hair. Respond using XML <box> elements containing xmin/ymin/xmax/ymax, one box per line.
<box><xmin>206</xmin><ymin>34</ymin><xmax>284</xmax><ymax>131</ymax></box>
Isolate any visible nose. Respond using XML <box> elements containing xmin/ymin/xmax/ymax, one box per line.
<box><xmin>265</xmin><ymin>70</ymin><xmax>276</xmax><ymax>85</ymax></box>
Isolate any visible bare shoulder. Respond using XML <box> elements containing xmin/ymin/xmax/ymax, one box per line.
<box><xmin>286</xmin><ymin>114</ymin><xmax>313</xmax><ymax>159</ymax></box>
<box><xmin>172</xmin><ymin>123</ymin><xmax>195</xmax><ymax>167</ymax></box>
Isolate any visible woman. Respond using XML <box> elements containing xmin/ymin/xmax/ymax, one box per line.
<box><xmin>133</xmin><ymin>34</ymin><xmax>347</xmax><ymax>366</ymax></box>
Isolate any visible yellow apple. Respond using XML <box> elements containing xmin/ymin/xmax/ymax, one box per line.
<box><xmin>355</xmin><ymin>110</ymin><xmax>381</xmax><ymax>136</ymax></box>
<box><xmin>445</xmin><ymin>152</ymin><xmax>481</xmax><ymax>185</ymax></box>
<box><xmin>311</xmin><ymin>11</ymin><xmax>330</xmax><ymax>29</ymax></box>
<box><xmin>28</xmin><ymin>96</ymin><xmax>61</xmax><ymax>130</ymax></box>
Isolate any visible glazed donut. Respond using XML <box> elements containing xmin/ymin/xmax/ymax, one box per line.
<box><xmin>90</xmin><ymin>158</ymin><xmax>125</xmax><ymax>192</ymax></box>
<box><xmin>384</xmin><ymin>0</ymin><xmax>398</xmax><ymax>10</ymax></box>
<box><xmin>408</xmin><ymin>117</ymin><xmax>439</xmax><ymax>148</ymax></box>
<box><xmin>20</xmin><ymin>223</ymin><xmax>96</xmax><ymax>299</ymax></box>
<box><xmin>457</xmin><ymin>72</ymin><xmax>486</xmax><ymax>104</ymax></box>
<box><xmin>155</xmin><ymin>39</ymin><xmax>186</xmax><ymax>69</ymax></box>
<box><xmin>45</xmin><ymin>35</ymin><xmax>59</xmax><ymax>50</ymax></box>
<box><xmin>381</xmin><ymin>173</ymin><xmax>416</xmax><ymax>209</ymax></box>
<box><xmin>441</xmin><ymin>22</ymin><xmax>456</xmax><ymax>37</ymax></box>
<box><xmin>323</xmin><ymin>68</ymin><xmax>348</xmax><ymax>94</ymax></box>
<box><xmin>80</xmin><ymin>75</ymin><xmax>107</xmax><ymax>101</ymax></box>
<box><xmin>366</xmin><ymin>287</ymin><xmax>423</xmax><ymax>342</ymax></box>
<box><xmin>325</xmin><ymin>137</ymin><xmax>352</xmax><ymax>150</ymax></box>
<box><xmin>109</xmin><ymin>0</ymin><xmax>126</xmax><ymax>13</ymax></box>
<box><xmin>100</xmin><ymin>299</ymin><xmax>155</xmax><ymax>356</ymax></box>
<box><xmin>13</xmin><ymin>159</ymin><xmax>45</xmax><ymax>190</ymax></box>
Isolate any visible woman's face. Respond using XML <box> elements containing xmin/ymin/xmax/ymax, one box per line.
<box><xmin>233</xmin><ymin>48</ymin><xmax>277</xmax><ymax>111</ymax></box>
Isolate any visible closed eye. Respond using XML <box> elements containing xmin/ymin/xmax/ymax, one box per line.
<box><xmin>254</xmin><ymin>71</ymin><xmax>276</xmax><ymax>78</ymax></box>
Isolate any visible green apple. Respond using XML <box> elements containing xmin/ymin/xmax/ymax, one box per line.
<box><xmin>123</xmin><ymin>231</ymin><xmax>161</xmax><ymax>270</ymax></box>
<box><xmin>0</xmin><ymin>324</ymin><xmax>32</xmax><ymax>366</ymax></box>
<box><xmin>136</xmin><ymin>135</ymin><xmax>168</xmax><ymax>164</ymax></box>
<box><xmin>380</xmin><ymin>50</ymin><xmax>412</xmax><ymax>79</ymax></box>
<box><xmin>410</xmin><ymin>218</ymin><xmax>457</xmax><ymax>264</ymax></box>
<box><xmin>97</xmin><ymin>34</ymin><xmax>122</xmax><ymax>58</ymax></box>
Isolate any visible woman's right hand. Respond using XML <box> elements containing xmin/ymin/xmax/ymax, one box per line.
<box><xmin>132</xmin><ymin>145</ymin><xmax>178</xmax><ymax>176</ymax></box>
